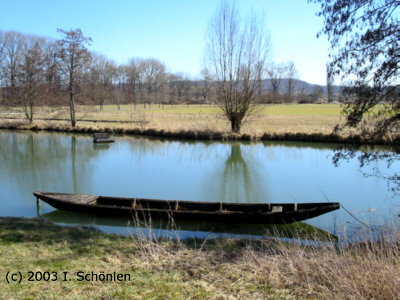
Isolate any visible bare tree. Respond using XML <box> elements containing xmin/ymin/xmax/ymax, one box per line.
<box><xmin>42</xmin><ymin>38</ymin><xmax>61</xmax><ymax>108</ymax></box>
<box><xmin>166</xmin><ymin>73</ymin><xmax>177</xmax><ymax>104</ymax></box>
<box><xmin>0</xmin><ymin>30</ymin><xmax>5</xmax><ymax>96</ymax></box>
<box><xmin>1</xmin><ymin>31</ymin><xmax>24</xmax><ymax>106</ymax></box>
<box><xmin>267</xmin><ymin>63</ymin><xmax>285</xmax><ymax>103</ymax></box>
<box><xmin>326</xmin><ymin>62</ymin><xmax>334</xmax><ymax>103</ymax></box>
<box><xmin>204</xmin><ymin>0</ymin><xmax>272</xmax><ymax>133</ymax></box>
<box><xmin>90</xmin><ymin>53</ymin><xmax>117</xmax><ymax>110</ymax></box>
<box><xmin>57</xmin><ymin>28</ymin><xmax>92</xmax><ymax>127</ymax></box>
<box><xmin>198</xmin><ymin>68</ymin><xmax>213</xmax><ymax>103</ymax></box>
<box><xmin>17</xmin><ymin>35</ymin><xmax>46</xmax><ymax>123</ymax></box>
<box><xmin>0</xmin><ymin>30</ymin><xmax>4</xmax><ymax>60</ymax></box>
<box><xmin>181</xmin><ymin>73</ymin><xmax>192</xmax><ymax>104</ymax></box>
<box><xmin>285</xmin><ymin>60</ymin><xmax>299</xmax><ymax>102</ymax></box>
<box><xmin>125</xmin><ymin>57</ymin><xmax>148</xmax><ymax>107</ymax></box>
<box><xmin>298</xmin><ymin>81</ymin><xmax>309</xmax><ymax>103</ymax></box>
<box><xmin>125</xmin><ymin>58</ymin><xmax>139</xmax><ymax>106</ymax></box>
<box><xmin>169</xmin><ymin>72</ymin><xmax>186</xmax><ymax>103</ymax></box>
<box><xmin>143</xmin><ymin>58</ymin><xmax>167</xmax><ymax>108</ymax></box>
<box><xmin>114</xmin><ymin>64</ymin><xmax>128</xmax><ymax>110</ymax></box>
<box><xmin>312</xmin><ymin>85</ymin><xmax>323</xmax><ymax>103</ymax></box>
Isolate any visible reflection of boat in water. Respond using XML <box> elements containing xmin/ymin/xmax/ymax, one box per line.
<box><xmin>41</xmin><ymin>210</ymin><xmax>337</xmax><ymax>241</ymax></box>
<box><xmin>93</xmin><ymin>143</ymin><xmax>111</xmax><ymax>150</ymax></box>
<box><xmin>34</xmin><ymin>192</ymin><xmax>340</xmax><ymax>224</ymax></box>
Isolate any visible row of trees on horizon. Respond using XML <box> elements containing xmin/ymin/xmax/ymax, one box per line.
<box><xmin>0</xmin><ymin>29</ymin><xmax>338</xmax><ymax>123</ymax></box>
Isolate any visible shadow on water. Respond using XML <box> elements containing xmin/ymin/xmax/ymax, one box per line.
<box><xmin>40</xmin><ymin>210</ymin><xmax>338</xmax><ymax>242</ymax></box>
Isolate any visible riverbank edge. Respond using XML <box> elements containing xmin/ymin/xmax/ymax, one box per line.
<box><xmin>1</xmin><ymin>119</ymin><xmax>399</xmax><ymax>146</ymax></box>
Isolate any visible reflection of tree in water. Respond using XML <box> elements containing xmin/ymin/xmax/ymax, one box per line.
<box><xmin>71</xmin><ymin>136</ymin><xmax>78</xmax><ymax>194</ymax></box>
<box><xmin>0</xmin><ymin>131</ymin><xmax>97</xmax><ymax>201</ymax></box>
<box><xmin>122</xmin><ymin>136</ymin><xmax>269</xmax><ymax>204</ymax></box>
<box><xmin>214</xmin><ymin>143</ymin><xmax>268</xmax><ymax>204</ymax></box>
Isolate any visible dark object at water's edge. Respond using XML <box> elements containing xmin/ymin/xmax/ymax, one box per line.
<box><xmin>34</xmin><ymin>191</ymin><xmax>340</xmax><ymax>224</ymax></box>
<box><xmin>93</xmin><ymin>132</ymin><xmax>114</xmax><ymax>143</ymax></box>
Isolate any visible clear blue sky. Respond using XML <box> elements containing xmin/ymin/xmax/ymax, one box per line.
<box><xmin>0</xmin><ymin>0</ymin><xmax>331</xmax><ymax>85</ymax></box>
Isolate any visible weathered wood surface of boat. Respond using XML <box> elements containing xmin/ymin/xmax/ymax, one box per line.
<box><xmin>34</xmin><ymin>192</ymin><xmax>340</xmax><ymax>224</ymax></box>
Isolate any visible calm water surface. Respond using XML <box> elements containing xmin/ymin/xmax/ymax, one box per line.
<box><xmin>1</xmin><ymin>130</ymin><xmax>398</xmax><ymax>240</ymax></box>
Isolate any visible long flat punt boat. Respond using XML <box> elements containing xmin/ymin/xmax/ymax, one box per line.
<box><xmin>34</xmin><ymin>192</ymin><xmax>340</xmax><ymax>224</ymax></box>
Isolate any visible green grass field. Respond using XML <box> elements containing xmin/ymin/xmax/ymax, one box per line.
<box><xmin>259</xmin><ymin>104</ymin><xmax>343</xmax><ymax>115</ymax></box>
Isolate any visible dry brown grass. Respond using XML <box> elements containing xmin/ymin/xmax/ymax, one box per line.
<box><xmin>133</xmin><ymin>232</ymin><xmax>400</xmax><ymax>300</ymax></box>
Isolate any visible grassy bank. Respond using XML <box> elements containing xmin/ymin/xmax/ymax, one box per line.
<box><xmin>1</xmin><ymin>104</ymin><xmax>397</xmax><ymax>145</ymax></box>
<box><xmin>0</xmin><ymin>217</ymin><xmax>398</xmax><ymax>299</ymax></box>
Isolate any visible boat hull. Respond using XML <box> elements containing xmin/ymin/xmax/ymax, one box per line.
<box><xmin>34</xmin><ymin>192</ymin><xmax>340</xmax><ymax>224</ymax></box>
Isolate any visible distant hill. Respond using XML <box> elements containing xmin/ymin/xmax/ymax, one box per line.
<box><xmin>193</xmin><ymin>78</ymin><xmax>341</xmax><ymax>95</ymax></box>
<box><xmin>260</xmin><ymin>79</ymin><xmax>341</xmax><ymax>95</ymax></box>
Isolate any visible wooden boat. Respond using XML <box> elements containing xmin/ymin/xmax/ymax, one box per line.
<box><xmin>93</xmin><ymin>133</ymin><xmax>114</xmax><ymax>143</ymax></box>
<box><xmin>34</xmin><ymin>191</ymin><xmax>340</xmax><ymax>224</ymax></box>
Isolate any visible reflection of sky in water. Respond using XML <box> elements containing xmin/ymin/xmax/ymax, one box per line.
<box><xmin>0</xmin><ymin>131</ymin><xmax>399</xmax><ymax>240</ymax></box>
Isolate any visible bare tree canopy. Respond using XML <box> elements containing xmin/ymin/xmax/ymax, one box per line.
<box><xmin>267</xmin><ymin>63</ymin><xmax>285</xmax><ymax>97</ymax></box>
<box><xmin>285</xmin><ymin>60</ymin><xmax>300</xmax><ymax>102</ymax></box>
<box><xmin>204</xmin><ymin>0</ymin><xmax>272</xmax><ymax>133</ymax></box>
<box><xmin>89</xmin><ymin>53</ymin><xmax>117</xmax><ymax>110</ymax></box>
<box><xmin>57</xmin><ymin>28</ymin><xmax>92</xmax><ymax>127</ymax></box>
<box><xmin>18</xmin><ymin>35</ymin><xmax>46</xmax><ymax>123</ymax></box>
<box><xmin>311</xmin><ymin>0</ymin><xmax>399</xmax><ymax>141</ymax></box>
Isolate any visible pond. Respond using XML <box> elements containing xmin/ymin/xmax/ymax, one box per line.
<box><xmin>0</xmin><ymin>130</ymin><xmax>398</xmax><ymax>242</ymax></box>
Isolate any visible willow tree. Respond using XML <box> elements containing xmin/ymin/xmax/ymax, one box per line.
<box><xmin>204</xmin><ymin>1</ymin><xmax>272</xmax><ymax>133</ymax></box>
<box><xmin>57</xmin><ymin>28</ymin><xmax>92</xmax><ymax>127</ymax></box>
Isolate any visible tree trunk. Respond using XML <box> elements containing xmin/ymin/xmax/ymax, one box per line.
<box><xmin>70</xmin><ymin>93</ymin><xmax>76</xmax><ymax>127</ymax></box>
<box><xmin>29</xmin><ymin>102</ymin><xmax>33</xmax><ymax>124</ymax></box>
<box><xmin>230</xmin><ymin>117</ymin><xmax>242</xmax><ymax>133</ymax></box>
